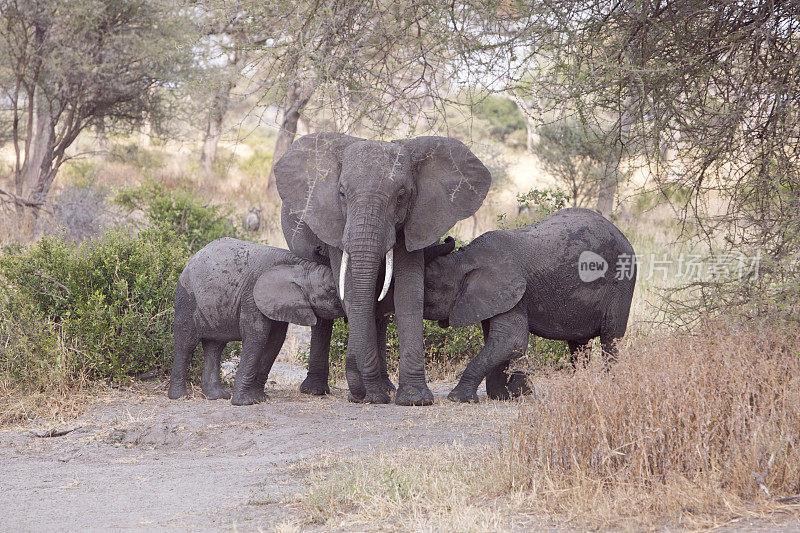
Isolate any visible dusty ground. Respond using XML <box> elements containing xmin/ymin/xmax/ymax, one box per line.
<box><xmin>0</xmin><ymin>361</ymin><xmax>524</xmax><ymax>532</ymax></box>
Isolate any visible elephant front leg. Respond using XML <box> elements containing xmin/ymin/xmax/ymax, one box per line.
<box><xmin>393</xmin><ymin>246</ymin><xmax>432</xmax><ymax>406</ymax></box>
<box><xmin>232</xmin><ymin>320</ymin><xmax>272</xmax><ymax>406</ymax></box>
<box><xmin>300</xmin><ymin>318</ymin><xmax>333</xmax><ymax>396</ymax></box>
<box><xmin>448</xmin><ymin>306</ymin><xmax>528</xmax><ymax>403</ymax></box>
<box><xmin>254</xmin><ymin>322</ymin><xmax>288</xmax><ymax>393</ymax></box>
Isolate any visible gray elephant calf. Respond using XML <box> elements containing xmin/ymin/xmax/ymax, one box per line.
<box><xmin>168</xmin><ymin>238</ymin><xmax>342</xmax><ymax>405</ymax></box>
<box><xmin>424</xmin><ymin>208</ymin><xmax>637</xmax><ymax>403</ymax></box>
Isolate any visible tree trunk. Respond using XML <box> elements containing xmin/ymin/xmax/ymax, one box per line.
<box><xmin>199</xmin><ymin>80</ymin><xmax>233</xmax><ymax>182</ymax></box>
<box><xmin>510</xmin><ymin>91</ymin><xmax>539</xmax><ymax>153</ymax></box>
<box><xmin>20</xmin><ymin>101</ymin><xmax>56</xmax><ymax>212</ymax></box>
<box><xmin>595</xmin><ymin>88</ymin><xmax>636</xmax><ymax>217</ymax></box>
<box><xmin>596</xmin><ymin>1</ymin><xmax>641</xmax><ymax>218</ymax></box>
<box><xmin>140</xmin><ymin>116</ymin><xmax>152</xmax><ymax>148</ymax></box>
<box><xmin>11</xmin><ymin>98</ymin><xmax>56</xmax><ymax>229</ymax></box>
<box><xmin>94</xmin><ymin>116</ymin><xmax>107</xmax><ymax>156</ymax></box>
<box><xmin>266</xmin><ymin>79</ymin><xmax>316</xmax><ymax>197</ymax></box>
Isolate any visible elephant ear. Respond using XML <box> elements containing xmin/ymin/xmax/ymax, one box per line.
<box><xmin>274</xmin><ymin>132</ymin><xmax>365</xmax><ymax>248</ymax></box>
<box><xmin>395</xmin><ymin>137</ymin><xmax>492</xmax><ymax>251</ymax></box>
<box><xmin>448</xmin><ymin>249</ymin><xmax>526</xmax><ymax>328</ymax></box>
<box><xmin>253</xmin><ymin>265</ymin><xmax>317</xmax><ymax>327</ymax></box>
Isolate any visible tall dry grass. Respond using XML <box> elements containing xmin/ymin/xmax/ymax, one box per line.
<box><xmin>510</xmin><ymin>320</ymin><xmax>800</xmax><ymax>527</ymax></box>
<box><xmin>299</xmin><ymin>445</ymin><xmax>522</xmax><ymax>532</ymax></box>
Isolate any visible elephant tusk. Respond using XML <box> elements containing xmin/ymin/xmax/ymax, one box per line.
<box><xmin>339</xmin><ymin>251</ymin><xmax>349</xmax><ymax>302</ymax></box>
<box><xmin>378</xmin><ymin>248</ymin><xmax>393</xmax><ymax>302</ymax></box>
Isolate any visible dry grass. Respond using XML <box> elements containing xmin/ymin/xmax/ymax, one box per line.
<box><xmin>510</xmin><ymin>320</ymin><xmax>800</xmax><ymax>528</ymax></box>
<box><xmin>298</xmin><ymin>321</ymin><xmax>800</xmax><ymax>531</ymax></box>
<box><xmin>298</xmin><ymin>445</ymin><xmax>530</xmax><ymax>532</ymax></box>
<box><xmin>0</xmin><ymin>380</ymin><xmax>107</xmax><ymax>428</ymax></box>
<box><xmin>0</xmin><ymin>314</ymin><xmax>109</xmax><ymax>428</ymax></box>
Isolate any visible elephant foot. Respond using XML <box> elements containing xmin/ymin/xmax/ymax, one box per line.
<box><xmin>167</xmin><ymin>381</ymin><xmax>189</xmax><ymax>400</ymax></box>
<box><xmin>447</xmin><ymin>383</ymin><xmax>479</xmax><ymax>404</ymax></box>
<box><xmin>231</xmin><ymin>388</ymin><xmax>268</xmax><ymax>406</ymax></box>
<box><xmin>396</xmin><ymin>383</ymin><xmax>434</xmax><ymax>406</ymax></box>
<box><xmin>300</xmin><ymin>375</ymin><xmax>331</xmax><ymax>396</ymax></box>
<box><xmin>487</xmin><ymin>386</ymin><xmax>510</xmax><ymax>401</ymax></box>
<box><xmin>347</xmin><ymin>391</ymin><xmax>365</xmax><ymax>403</ymax></box>
<box><xmin>201</xmin><ymin>383</ymin><xmax>231</xmax><ymax>400</ymax></box>
<box><xmin>347</xmin><ymin>389</ymin><xmax>390</xmax><ymax>404</ymax></box>
<box><xmin>365</xmin><ymin>390</ymin><xmax>392</xmax><ymax>404</ymax></box>
<box><xmin>379</xmin><ymin>376</ymin><xmax>397</xmax><ymax>394</ymax></box>
<box><xmin>508</xmin><ymin>371</ymin><xmax>532</xmax><ymax>397</ymax></box>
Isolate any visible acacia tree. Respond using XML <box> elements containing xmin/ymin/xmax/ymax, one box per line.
<box><xmin>227</xmin><ymin>0</ymin><xmax>455</xmax><ymax>196</ymax></box>
<box><xmin>494</xmin><ymin>0</ymin><xmax>799</xmax><ymax>318</ymax></box>
<box><xmin>534</xmin><ymin>120</ymin><xmax>607</xmax><ymax>208</ymax></box>
<box><xmin>189</xmin><ymin>6</ymin><xmax>262</xmax><ymax>182</ymax></box>
<box><xmin>0</xmin><ymin>0</ymin><xmax>190</xmax><ymax>221</ymax></box>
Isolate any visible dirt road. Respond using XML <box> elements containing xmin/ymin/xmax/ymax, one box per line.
<box><xmin>0</xmin><ymin>365</ymin><xmax>519</xmax><ymax>531</ymax></box>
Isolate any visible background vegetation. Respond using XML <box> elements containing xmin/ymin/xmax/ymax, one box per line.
<box><xmin>0</xmin><ymin>0</ymin><xmax>798</xmax><ymax>527</ymax></box>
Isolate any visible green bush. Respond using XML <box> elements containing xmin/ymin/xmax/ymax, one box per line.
<box><xmin>114</xmin><ymin>180</ymin><xmax>242</xmax><ymax>253</ymax></box>
<box><xmin>0</xmin><ymin>228</ymin><xmax>187</xmax><ymax>383</ymax></box>
<box><xmin>497</xmin><ymin>188</ymin><xmax>570</xmax><ymax>230</ymax></box>
<box><xmin>109</xmin><ymin>142</ymin><xmax>166</xmax><ymax>170</ymax></box>
<box><xmin>312</xmin><ymin>317</ymin><xmax>484</xmax><ymax>381</ymax></box>
<box><xmin>1</xmin><ymin>184</ymin><xmax>243</xmax><ymax>388</ymax></box>
<box><xmin>238</xmin><ymin>146</ymin><xmax>273</xmax><ymax>181</ymax></box>
<box><xmin>472</xmin><ymin>95</ymin><xmax>526</xmax><ymax>144</ymax></box>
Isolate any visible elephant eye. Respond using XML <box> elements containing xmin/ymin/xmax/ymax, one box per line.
<box><xmin>397</xmin><ymin>188</ymin><xmax>407</xmax><ymax>201</ymax></box>
<box><xmin>338</xmin><ymin>188</ymin><xmax>346</xmax><ymax>200</ymax></box>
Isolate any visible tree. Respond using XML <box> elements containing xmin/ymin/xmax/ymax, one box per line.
<box><xmin>190</xmin><ymin>6</ymin><xmax>260</xmax><ymax>182</ymax></box>
<box><xmin>470</xmin><ymin>0</ymin><xmax>800</xmax><ymax>318</ymax></box>
<box><xmin>228</xmin><ymin>0</ymin><xmax>455</xmax><ymax>196</ymax></box>
<box><xmin>533</xmin><ymin>120</ymin><xmax>606</xmax><ymax>208</ymax></box>
<box><xmin>0</xmin><ymin>0</ymin><xmax>191</xmax><ymax>222</ymax></box>
<box><xmin>470</xmin><ymin>94</ymin><xmax>526</xmax><ymax>146</ymax></box>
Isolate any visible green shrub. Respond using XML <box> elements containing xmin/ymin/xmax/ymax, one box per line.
<box><xmin>1</xmin><ymin>184</ymin><xmax>243</xmax><ymax>388</ymax></box>
<box><xmin>61</xmin><ymin>160</ymin><xmax>101</xmax><ymax>188</ymax></box>
<box><xmin>109</xmin><ymin>142</ymin><xmax>166</xmax><ymax>169</ymax></box>
<box><xmin>238</xmin><ymin>147</ymin><xmax>273</xmax><ymax>180</ymax></box>
<box><xmin>497</xmin><ymin>188</ymin><xmax>570</xmax><ymax>230</ymax></box>
<box><xmin>0</xmin><ymin>227</ymin><xmax>188</xmax><ymax>383</ymax></box>
<box><xmin>308</xmin><ymin>317</ymin><xmax>484</xmax><ymax>382</ymax></box>
<box><xmin>472</xmin><ymin>95</ymin><xmax>526</xmax><ymax>144</ymax></box>
<box><xmin>114</xmin><ymin>180</ymin><xmax>242</xmax><ymax>253</ymax></box>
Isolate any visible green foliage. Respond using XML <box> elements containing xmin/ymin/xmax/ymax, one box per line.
<box><xmin>1</xmin><ymin>185</ymin><xmax>243</xmax><ymax>387</ymax></box>
<box><xmin>61</xmin><ymin>160</ymin><xmax>101</xmax><ymax>188</ymax></box>
<box><xmin>472</xmin><ymin>96</ymin><xmax>526</xmax><ymax>144</ymax></box>
<box><xmin>632</xmin><ymin>185</ymin><xmax>693</xmax><ymax>215</ymax></box>
<box><xmin>0</xmin><ymin>228</ymin><xmax>187</xmax><ymax>384</ymax></box>
<box><xmin>238</xmin><ymin>146</ymin><xmax>274</xmax><ymax>181</ymax></box>
<box><xmin>533</xmin><ymin>120</ymin><xmax>606</xmax><ymax>207</ymax></box>
<box><xmin>497</xmin><ymin>188</ymin><xmax>570</xmax><ymax>229</ymax></box>
<box><xmin>114</xmin><ymin>181</ymin><xmax>242</xmax><ymax>253</ymax></box>
<box><xmin>109</xmin><ymin>143</ymin><xmax>166</xmax><ymax>170</ymax></box>
<box><xmin>527</xmin><ymin>336</ymin><xmax>569</xmax><ymax>367</ymax></box>
<box><xmin>311</xmin><ymin>317</ymin><xmax>484</xmax><ymax>381</ymax></box>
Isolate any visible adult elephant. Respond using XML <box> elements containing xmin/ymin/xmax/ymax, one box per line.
<box><xmin>274</xmin><ymin>133</ymin><xmax>491</xmax><ymax>405</ymax></box>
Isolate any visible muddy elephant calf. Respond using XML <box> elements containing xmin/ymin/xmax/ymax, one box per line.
<box><xmin>424</xmin><ymin>208</ymin><xmax>637</xmax><ymax>403</ymax></box>
<box><xmin>168</xmin><ymin>238</ymin><xmax>343</xmax><ymax>406</ymax></box>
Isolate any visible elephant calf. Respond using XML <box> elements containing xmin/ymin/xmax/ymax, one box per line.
<box><xmin>168</xmin><ymin>238</ymin><xmax>343</xmax><ymax>405</ymax></box>
<box><xmin>423</xmin><ymin>208</ymin><xmax>637</xmax><ymax>403</ymax></box>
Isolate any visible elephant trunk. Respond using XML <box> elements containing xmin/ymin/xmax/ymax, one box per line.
<box><xmin>339</xmin><ymin>248</ymin><xmax>393</xmax><ymax>303</ymax></box>
<box><xmin>346</xmin><ymin>234</ymin><xmax>382</xmax><ymax>384</ymax></box>
<box><xmin>341</xmin><ymin>199</ymin><xmax>395</xmax><ymax>394</ymax></box>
